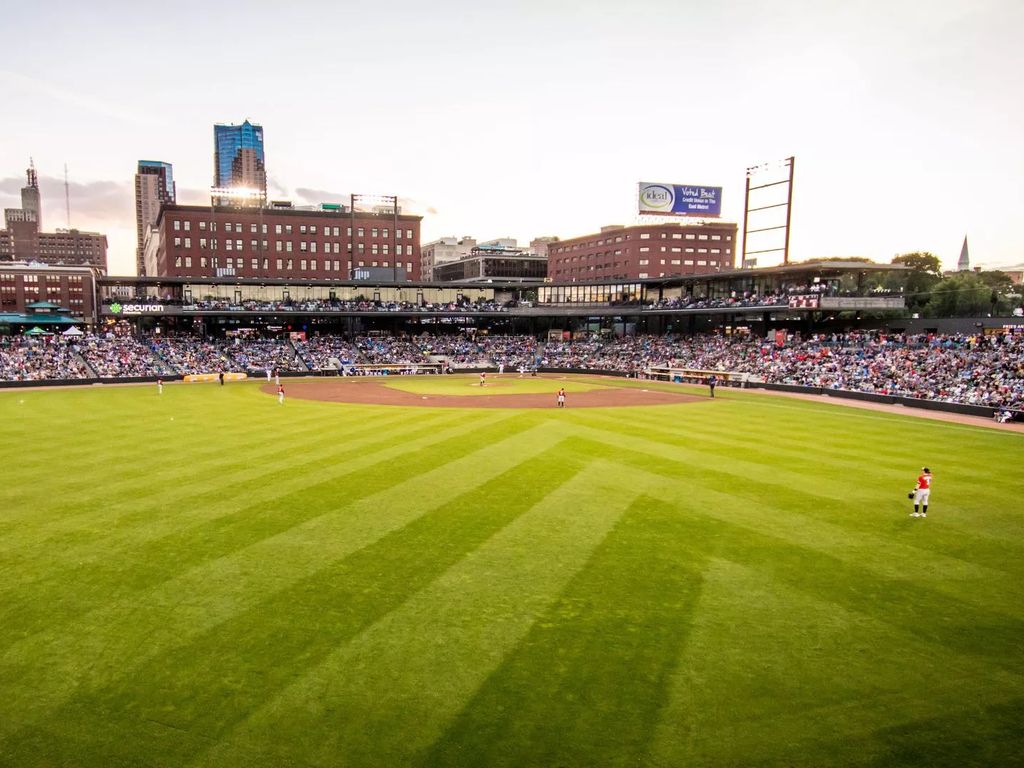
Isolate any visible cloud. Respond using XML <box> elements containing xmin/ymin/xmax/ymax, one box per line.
<box><xmin>0</xmin><ymin>176</ymin><xmax>441</xmax><ymax>230</ymax></box>
<box><xmin>401</xmin><ymin>196</ymin><xmax>438</xmax><ymax>217</ymax></box>
<box><xmin>0</xmin><ymin>174</ymin><xmax>132</xmax><ymax>229</ymax></box>
<box><xmin>266</xmin><ymin>176</ymin><xmax>289</xmax><ymax>199</ymax></box>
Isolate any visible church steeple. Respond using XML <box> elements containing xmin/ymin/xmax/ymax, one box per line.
<box><xmin>957</xmin><ymin>236</ymin><xmax>970</xmax><ymax>271</ymax></box>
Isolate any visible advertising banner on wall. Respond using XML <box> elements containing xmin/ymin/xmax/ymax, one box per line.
<box><xmin>638</xmin><ymin>182</ymin><xmax>722</xmax><ymax>217</ymax></box>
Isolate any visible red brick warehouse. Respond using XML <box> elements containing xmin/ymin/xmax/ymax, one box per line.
<box><xmin>149</xmin><ymin>204</ymin><xmax>422</xmax><ymax>281</ymax></box>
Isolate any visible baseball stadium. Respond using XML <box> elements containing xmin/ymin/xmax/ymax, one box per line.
<box><xmin>2</xmin><ymin>265</ymin><xmax>1023</xmax><ymax>767</ymax></box>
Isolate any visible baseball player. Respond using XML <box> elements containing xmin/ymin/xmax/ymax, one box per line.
<box><xmin>910</xmin><ymin>467</ymin><xmax>932</xmax><ymax>517</ymax></box>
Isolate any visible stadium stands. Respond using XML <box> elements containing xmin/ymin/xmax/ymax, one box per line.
<box><xmin>0</xmin><ymin>337</ymin><xmax>91</xmax><ymax>381</ymax></box>
<box><xmin>1</xmin><ymin>331</ymin><xmax>1022</xmax><ymax>410</ymax></box>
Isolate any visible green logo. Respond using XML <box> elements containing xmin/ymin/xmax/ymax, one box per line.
<box><xmin>110</xmin><ymin>302</ymin><xmax>122</xmax><ymax>314</ymax></box>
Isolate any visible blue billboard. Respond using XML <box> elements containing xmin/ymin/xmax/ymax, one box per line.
<box><xmin>638</xmin><ymin>182</ymin><xmax>722</xmax><ymax>217</ymax></box>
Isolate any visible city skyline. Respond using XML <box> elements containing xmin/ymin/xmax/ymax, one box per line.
<box><xmin>1</xmin><ymin>0</ymin><xmax>1022</xmax><ymax>276</ymax></box>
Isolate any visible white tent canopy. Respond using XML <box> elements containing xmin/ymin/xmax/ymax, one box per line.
<box><xmin>62</xmin><ymin>326</ymin><xmax>85</xmax><ymax>337</ymax></box>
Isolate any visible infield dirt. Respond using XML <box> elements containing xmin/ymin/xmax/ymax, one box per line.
<box><xmin>262</xmin><ymin>375</ymin><xmax>705</xmax><ymax>408</ymax></box>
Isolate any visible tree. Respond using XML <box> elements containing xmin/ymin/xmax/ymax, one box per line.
<box><xmin>975</xmin><ymin>270</ymin><xmax>1018</xmax><ymax>315</ymax></box>
<box><xmin>800</xmin><ymin>257</ymin><xmax>876</xmax><ymax>264</ymax></box>
<box><xmin>923</xmin><ymin>272</ymin><xmax>992</xmax><ymax>317</ymax></box>
<box><xmin>892</xmin><ymin>252</ymin><xmax>942</xmax><ymax>276</ymax></box>
<box><xmin>975</xmin><ymin>270</ymin><xmax>1013</xmax><ymax>292</ymax></box>
<box><xmin>890</xmin><ymin>252</ymin><xmax>943</xmax><ymax>311</ymax></box>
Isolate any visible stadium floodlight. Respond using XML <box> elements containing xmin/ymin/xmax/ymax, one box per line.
<box><xmin>741</xmin><ymin>156</ymin><xmax>795</xmax><ymax>268</ymax></box>
<box><xmin>210</xmin><ymin>187</ymin><xmax>265</xmax><ymax>200</ymax></box>
<box><xmin>350</xmin><ymin>193</ymin><xmax>399</xmax><ymax>214</ymax></box>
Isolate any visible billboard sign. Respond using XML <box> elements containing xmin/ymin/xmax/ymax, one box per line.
<box><xmin>638</xmin><ymin>182</ymin><xmax>722</xmax><ymax>217</ymax></box>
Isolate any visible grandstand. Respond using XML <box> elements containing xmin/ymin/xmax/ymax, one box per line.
<box><xmin>3</xmin><ymin>262</ymin><xmax>1023</xmax><ymax>417</ymax></box>
<box><xmin>2</xmin><ymin>330</ymin><xmax>1022</xmax><ymax>416</ymax></box>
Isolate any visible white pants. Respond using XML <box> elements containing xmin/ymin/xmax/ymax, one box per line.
<box><xmin>914</xmin><ymin>489</ymin><xmax>930</xmax><ymax>505</ymax></box>
<box><xmin>278</xmin><ymin>393</ymin><xmax>284</xmax><ymax>404</ymax></box>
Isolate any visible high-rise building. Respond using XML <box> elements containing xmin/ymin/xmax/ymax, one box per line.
<box><xmin>213</xmin><ymin>120</ymin><xmax>266</xmax><ymax>204</ymax></box>
<box><xmin>134</xmin><ymin>161</ymin><xmax>175</xmax><ymax>276</ymax></box>
<box><xmin>1</xmin><ymin>164</ymin><xmax>107</xmax><ymax>271</ymax></box>
<box><xmin>20</xmin><ymin>161</ymin><xmax>41</xmax><ymax>226</ymax></box>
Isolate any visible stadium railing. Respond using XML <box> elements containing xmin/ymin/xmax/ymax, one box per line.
<box><xmin>323</xmin><ymin>363</ymin><xmax>444</xmax><ymax>376</ymax></box>
<box><xmin>644</xmin><ymin>366</ymin><xmax>751</xmax><ymax>386</ymax></box>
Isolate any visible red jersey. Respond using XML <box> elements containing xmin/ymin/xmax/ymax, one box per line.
<box><xmin>278</xmin><ymin>385</ymin><xmax>285</xmax><ymax>394</ymax></box>
<box><xmin>916</xmin><ymin>473</ymin><xmax>932</xmax><ymax>490</ymax></box>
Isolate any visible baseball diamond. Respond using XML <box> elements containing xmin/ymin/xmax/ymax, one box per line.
<box><xmin>3</xmin><ymin>3</ymin><xmax>1022</xmax><ymax>762</ymax></box>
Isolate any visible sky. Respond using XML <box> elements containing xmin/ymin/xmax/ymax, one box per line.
<box><xmin>1</xmin><ymin>0</ymin><xmax>1022</xmax><ymax>276</ymax></box>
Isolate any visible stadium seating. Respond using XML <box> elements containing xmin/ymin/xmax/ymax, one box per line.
<box><xmin>2</xmin><ymin>331</ymin><xmax>1022</xmax><ymax>410</ymax></box>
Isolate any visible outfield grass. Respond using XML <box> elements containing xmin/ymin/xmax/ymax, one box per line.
<box><xmin>0</xmin><ymin>377</ymin><xmax>1022</xmax><ymax>767</ymax></box>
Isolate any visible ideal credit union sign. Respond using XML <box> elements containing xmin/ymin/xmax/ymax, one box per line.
<box><xmin>638</xmin><ymin>182</ymin><xmax>722</xmax><ymax>217</ymax></box>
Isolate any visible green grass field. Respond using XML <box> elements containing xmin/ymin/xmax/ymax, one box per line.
<box><xmin>1</xmin><ymin>376</ymin><xmax>1022</xmax><ymax>767</ymax></box>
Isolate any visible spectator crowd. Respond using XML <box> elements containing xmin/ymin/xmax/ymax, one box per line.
<box><xmin>2</xmin><ymin>330</ymin><xmax>1022</xmax><ymax>410</ymax></box>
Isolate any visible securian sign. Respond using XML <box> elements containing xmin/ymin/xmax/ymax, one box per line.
<box><xmin>109</xmin><ymin>303</ymin><xmax>164</xmax><ymax>314</ymax></box>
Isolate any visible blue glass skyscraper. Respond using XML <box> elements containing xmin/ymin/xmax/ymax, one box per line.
<box><xmin>213</xmin><ymin>120</ymin><xmax>265</xmax><ymax>190</ymax></box>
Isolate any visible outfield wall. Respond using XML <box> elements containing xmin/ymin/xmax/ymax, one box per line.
<box><xmin>537</xmin><ymin>369</ymin><xmax>1020</xmax><ymax>421</ymax></box>
<box><xmin>0</xmin><ymin>375</ymin><xmax>183</xmax><ymax>389</ymax></box>
<box><xmin>746</xmin><ymin>382</ymin><xmax>1018</xmax><ymax>420</ymax></box>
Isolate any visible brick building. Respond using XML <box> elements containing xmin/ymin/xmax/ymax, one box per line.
<box><xmin>1</xmin><ymin>166</ymin><xmax>108</xmax><ymax>271</ymax></box>
<box><xmin>420</xmin><ymin>236</ymin><xmax>477</xmax><ymax>281</ymax></box>
<box><xmin>150</xmin><ymin>204</ymin><xmax>422</xmax><ymax>280</ymax></box>
<box><xmin>547</xmin><ymin>221</ymin><xmax>738</xmax><ymax>281</ymax></box>
<box><xmin>433</xmin><ymin>242</ymin><xmax>547</xmax><ymax>282</ymax></box>
<box><xmin>0</xmin><ymin>263</ymin><xmax>99</xmax><ymax>321</ymax></box>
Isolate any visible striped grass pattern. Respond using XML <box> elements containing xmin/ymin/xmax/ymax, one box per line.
<box><xmin>0</xmin><ymin>378</ymin><xmax>1022</xmax><ymax>767</ymax></box>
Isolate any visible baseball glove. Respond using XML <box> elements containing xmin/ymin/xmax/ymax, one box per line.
<box><xmin>907</xmin><ymin>491</ymin><xmax>915</xmax><ymax>500</ymax></box>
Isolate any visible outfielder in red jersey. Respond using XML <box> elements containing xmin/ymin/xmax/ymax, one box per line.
<box><xmin>910</xmin><ymin>467</ymin><xmax>932</xmax><ymax>518</ymax></box>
